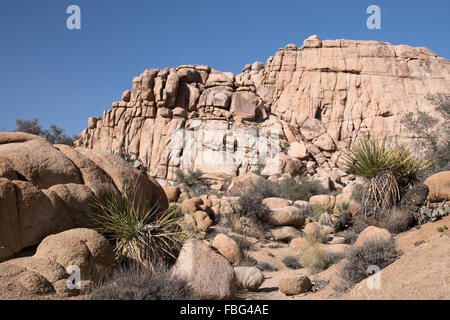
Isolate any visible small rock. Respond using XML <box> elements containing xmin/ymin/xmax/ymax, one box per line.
<box><xmin>278</xmin><ymin>275</ymin><xmax>312</xmax><ymax>295</ymax></box>
<box><xmin>234</xmin><ymin>267</ymin><xmax>264</xmax><ymax>291</ymax></box>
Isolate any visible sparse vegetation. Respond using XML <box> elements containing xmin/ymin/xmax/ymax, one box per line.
<box><xmin>175</xmin><ymin>169</ymin><xmax>211</xmax><ymax>197</ymax></box>
<box><xmin>91</xmin><ymin>189</ymin><xmax>190</xmax><ymax>270</ymax></box>
<box><xmin>341</xmin><ymin>239</ymin><xmax>399</xmax><ymax>286</ymax></box>
<box><xmin>343</xmin><ymin>217</ymin><xmax>370</xmax><ymax>245</ymax></box>
<box><xmin>312</xmin><ymin>203</ymin><xmax>334</xmax><ymax>226</ymax></box>
<box><xmin>278</xmin><ymin>176</ymin><xmax>329</xmax><ymax>202</ymax></box>
<box><xmin>342</xmin><ymin>137</ymin><xmax>430</xmax><ymax>219</ymax></box>
<box><xmin>377</xmin><ymin>207</ymin><xmax>415</xmax><ymax>234</ymax></box>
<box><xmin>257</xmin><ymin>261</ymin><xmax>278</xmax><ymax>272</ymax></box>
<box><xmin>401</xmin><ymin>93</ymin><xmax>450</xmax><ymax>173</ymax></box>
<box><xmin>282</xmin><ymin>255</ymin><xmax>302</xmax><ymax>269</ymax></box>
<box><xmin>299</xmin><ymin>242</ymin><xmax>330</xmax><ymax>273</ymax></box>
<box><xmin>15</xmin><ymin>118</ymin><xmax>77</xmax><ymax>146</ymax></box>
<box><xmin>437</xmin><ymin>225</ymin><xmax>448</xmax><ymax>233</ymax></box>
<box><xmin>89</xmin><ymin>267</ymin><xmax>196</xmax><ymax>300</ymax></box>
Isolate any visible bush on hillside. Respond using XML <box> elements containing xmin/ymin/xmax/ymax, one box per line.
<box><xmin>89</xmin><ymin>267</ymin><xmax>195</xmax><ymax>300</ymax></box>
<box><xmin>341</xmin><ymin>239</ymin><xmax>399</xmax><ymax>285</ymax></box>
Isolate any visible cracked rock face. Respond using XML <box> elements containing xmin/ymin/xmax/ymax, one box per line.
<box><xmin>0</xmin><ymin>132</ymin><xmax>168</xmax><ymax>261</ymax></box>
<box><xmin>76</xmin><ymin>35</ymin><xmax>450</xmax><ymax>184</ymax></box>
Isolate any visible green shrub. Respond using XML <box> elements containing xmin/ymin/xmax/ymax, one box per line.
<box><xmin>342</xmin><ymin>137</ymin><xmax>430</xmax><ymax>219</ymax></box>
<box><xmin>92</xmin><ymin>189</ymin><xmax>190</xmax><ymax>270</ymax></box>
<box><xmin>89</xmin><ymin>267</ymin><xmax>195</xmax><ymax>300</ymax></box>
<box><xmin>282</xmin><ymin>255</ymin><xmax>302</xmax><ymax>269</ymax></box>
<box><xmin>341</xmin><ymin>239</ymin><xmax>399</xmax><ymax>285</ymax></box>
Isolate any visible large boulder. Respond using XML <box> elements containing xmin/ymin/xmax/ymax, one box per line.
<box><xmin>0</xmin><ymin>228</ymin><xmax>113</xmax><ymax>299</ymax></box>
<box><xmin>211</xmin><ymin>234</ymin><xmax>242</xmax><ymax>264</ymax></box>
<box><xmin>424</xmin><ymin>171</ymin><xmax>450</xmax><ymax>202</ymax></box>
<box><xmin>0</xmin><ymin>132</ymin><xmax>168</xmax><ymax>261</ymax></box>
<box><xmin>172</xmin><ymin>240</ymin><xmax>236</xmax><ymax>299</ymax></box>
<box><xmin>227</xmin><ymin>172</ymin><xmax>266</xmax><ymax>195</ymax></box>
<box><xmin>34</xmin><ymin>228</ymin><xmax>114</xmax><ymax>283</ymax></box>
<box><xmin>355</xmin><ymin>226</ymin><xmax>393</xmax><ymax>247</ymax></box>
<box><xmin>268</xmin><ymin>206</ymin><xmax>306</xmax><ymax>228</ymax></box>
<box><xmin>270</xmin><ymin>226</ymin><xmax>302</xmax><ymax>242</ymax></box>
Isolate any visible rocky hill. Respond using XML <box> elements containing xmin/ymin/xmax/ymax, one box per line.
<box><xmin>75</xmin><ymin>35</ymin><xmax>450</xmax><ymax>186</ymax></box>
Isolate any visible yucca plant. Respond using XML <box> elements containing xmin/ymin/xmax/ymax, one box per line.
<box><xmin>91</xmin><ymin>189</ymin><xmax>190</xmax><ymax>271</ymax></box>
<box><xmin>312</xmin><ymin>203</ymin><xmax>334</xmax><ymax>226</ymax></box>
<box><xmin>342</xmin><ymin>137</ymin><xmax>431</xmax><ymax>219</ymax></box>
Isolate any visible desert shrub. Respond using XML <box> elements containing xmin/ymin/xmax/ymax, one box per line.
<box><xmin>257</xmin><ymin>261</ymin><xmax>278</xmax><ymax>272</ymax></box>
<box><xmin>175</xmin><ymin>169</ymin><xmax>211</xmax><ymax>197</ymax></box>
<box><xmin>236</xmin><ymin>254</ymin><xmax>258</xmax><ymax>267</ymax></box>
<box><xmin>312</xmin><ymin>203</ymin><xmax>334</xmax><ymax>226</ymax></box>
<box><xmin>341</xmin><ymin>239</ymin><xmax>399</xmax><ymax>285</ymax></box>
<box><xmin>92</xmin><ymin>189</ymin><xmax>190</xmax><ymax>270</ymax></box>
<box><xmin>351</xmin><ymin>183</ymin><xmax>364</xmax><ymax>204</ymax></box>
<box><xmin>335</xmin><ymin>200</ymin><xmax>350</xmax><ymax>214</ymax></box>
<box><xmin>227</xmin><ymin>215</ymin><xmax>265</xmax><ymax>239</ymax></box>
<box><xmin>16</xmin><ymin>118</ymin><xmax>76</xmax><ymax>146</ymax></box>
<box><xmin>401</xmin><ymin>93</ymin><xmax>450</xmax><ymax>173</ymax></box>
<box><xmin>342</xmin><ymin>137</ymin><xmax>430</xmax><ymax>219</ymax></box>
<box><xmin>333</xmin><ymin>211</ymin><xmax>353</xmax><ymax>233</ymax></box>
<box><xmin>299</xmin><ymin>239</ymin><xmax>330</xmax><ymax>273</ymax></box>
<box><xmin>231</xmin><ymin>236</ymin><xmax>253</xmax><ymax>251</ymax></box>
<box><xmin>233</xmin><ymin>182</ymin><xmax>278</xmax><ymax>230</ymax></box>
<box><xmin>278</xmin><ymin>176</ymin><xmax>329</xmax><ymax>201</ymax></box>
<box><xmin>89</xmin><ymin>267</ymin><xmax>195</xmax><ymax>300</ymax></box>
<box><xmin>377</xmin><ymin>207</ymin><xmax>415</xmax><ymax>234</ymax></box>
<box><xmin>343</xmin><ymin>216</ymin><xmax>370</xmax><ymax>245</ymax></box>
<box><xmin>282</xmin><ymin>255</ymin><xmax>302</xmax><ymax>269</ymax></box>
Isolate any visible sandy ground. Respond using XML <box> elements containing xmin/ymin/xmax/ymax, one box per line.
<box><xmin>237</xmin><ymin>215</ymin><xmax>450</xmax><ymax>300</ymax></box>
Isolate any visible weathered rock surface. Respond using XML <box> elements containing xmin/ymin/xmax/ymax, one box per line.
<box><xmin>355</xmin><ymin>226</ymin><xmax>393</xmax><ymax>247</ymax></box>
<box><xmin>75</xmin><ymin>36</ymin><xmax>450</xmax><ymax>184</ymax></box>
<box><xmin>172</xmin><ymin>240</ymin><xmax>236</xmax><ymax>300</ymax></box>
<box><xmin>211</xmin><ymin>233</ymin><xmax>242</xmax><ymax>264</ymax></box>
<box><xmin>0</xmin><ymin>228</ymin><xmax>113</xmax><ymax>299</ymax></box>
<box><xmin>278</xmin><ymin>275</ymin><xmax>312</xmax><ymax>295</ymax></box>
<box><xmin>424</xmin><ymin>171</ymin><xmax>450</xmax><ymax>202</ymax></box>
<box><xmin>234</xmin><ymin>266</ymin><xmax>264</xmax><ymax>291</ymax></box>
<box><xmin>0</xmin><ymin>132</ymin><xmax>168</xmax><ymax>261</ymax></box>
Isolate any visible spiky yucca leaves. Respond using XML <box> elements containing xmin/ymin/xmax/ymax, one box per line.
<box><xmin>342</xmin><ymin>137</ymin><xmax>430</xmax><ymax>219</ymax></box>
<box><xmin>92</xmin><ymin>190</ymin><xmax>190</xmax><ymax>271</ymax></box>
<box><xmin>312</xmin><ymin>203</ymin><xmax>334</xmax><ymax>226</ymax></box>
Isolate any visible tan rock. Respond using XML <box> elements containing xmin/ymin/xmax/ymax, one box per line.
<box><xmin>211</xmin><ymin>233</ymin><xmax>242</xmax><ymax>264</ymax></box>
<box><xmin>288</xmin><ymin>141</ymin><xmax>309</xmax><ymax>159</ymax></box>
<box><xmin>234</xmin><ymin>266</ymin><xmax>264</xmax><ymax>291</ymax></box>
<box><xmin>355</xmin><ymin>226</ymin><xmax>393</xmax><ymax>247</ymax></box>
<box><xmin>163</xmin><ymin>186</ymin><xmax>181</xmax><ymax>202</ymax></box>
<box><xmin>268</xmin><ymin>206</ymin><xmax>306</xmax><ymax>228</ymax></box>
<box><xmin>278</xmin><ymin>275</ymin><xmax>312</xmax><ymax>295</ymax></box>
<box><xmin>227</xmin><ymin>172</ymin><xmax>266</xmax><ymax>195</ymax></box>
<box><xmin>424</xmin><ymin>171</ymin><xmax>450</xmax><ymax>202</ymax></box>
<box><xmin>290</xmin><ymin>237</ymin><xmax>307</xmax><ymax>251</ymax></box>
<box><xmin>309</xmin><ymin>194</ymin><xmax>336</xmax><ymax>208</ymax></box>
<box><xmin>303</xmin><ymin>222</ymin><xmax>322</xmax><ymax>236</ymax></box>
<box><xmin>271</xmin><ymin>226</ymin><xmax>302</xmax><ymax>242</ymax></box>
<box><xmin>172</xmin><ymin>240</ymin><xmax>236</xmax><ymax>300</ymax></box>
<box><xmin>193</xmin><ymin>211</ymin><xmax>213</xmax><ymax>231</ymax></box>
<box><xmin>262</xmin><ymin>197</ymin><xmax>293</xmax><ymax>210</ymax></box>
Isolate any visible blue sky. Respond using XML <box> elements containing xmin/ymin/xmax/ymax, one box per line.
<box><xmin>0</xmin><ymin>0</ymin><xmax>449</xmax><ymax>136</ymax></box>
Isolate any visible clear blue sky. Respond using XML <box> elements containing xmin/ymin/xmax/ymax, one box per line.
<box><xmin>0</xmin><ymin>0</ymin><xmax>449</xmax><ymax>136</ymax></box>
